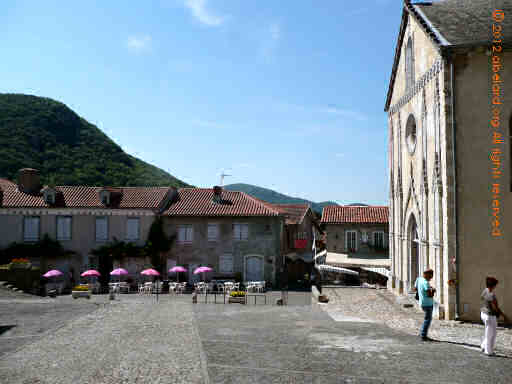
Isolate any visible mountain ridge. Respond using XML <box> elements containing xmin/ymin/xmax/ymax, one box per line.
<box><xmin>0</xmin><ymin>93</ymin><xmax>190</xmax><ymax>188</ymax></box>
<box><xmin>224</xmin><ymin>183</ymin><xmax>338</xmax><ymax>214</ymax></box>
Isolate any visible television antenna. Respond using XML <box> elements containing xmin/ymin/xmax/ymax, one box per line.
<box><xmin>219</xmin><ymin>170</ymin><xmax>232</xmax><ymax>187</ymax></box>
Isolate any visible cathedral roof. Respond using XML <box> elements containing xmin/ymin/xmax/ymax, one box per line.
<box><xmin>385</xmin><ymin>0</ymin><xmax>512</xmax><ymax>112</ymax></box>
<box><xmin>414</xmin><ymin>0</ymin><xmax>512</xmax><ymax>47</ymax></box>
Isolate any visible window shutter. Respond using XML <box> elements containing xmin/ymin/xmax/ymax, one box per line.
<box><xmin>57</xmin><ymin>217</ymin><xmax>71</xmax><ymax>240</ymax></box>
<box><xmin>24</xmin><ymin>217</ymin><xmax>39</xmax><ymax>241</ymax></box>
<box><xmin>219</xmin><ymin>254</ymin><xmax>233</xmax><ymax>273</ymax></box>
<box><xmin>208</xmin><ymin>224</ymin><xmax>218</xmax><ymax>241</ymax></box>
<box><xmin>233</xmin><ymin>224</ymin><xmax>241</xmax><ymax>240</ymax></box>
<box><xmin>241</xmin><ymin>224</ymin><xmax>249</xmax><ymax>240</ymax></box>
<box><xmin>96</xmin><ymin>217</ymin><xmax>108</xmax><ymax>241</ymax></box>
<box><xmin>178</xmin><ymin>226</ymin><xmax>186</xmax><ymax>242</ymax></box>
<box><xmin>126</xmin><ymin>218</ymin><xmax>139</xmax><ymax>240</ymax></box>
<box><xmin>186</xmin><ymin>226</ymin><xmax>193</xmax><ymax>242</ymax></box>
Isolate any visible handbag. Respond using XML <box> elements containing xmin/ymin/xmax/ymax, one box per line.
<box><xmin>415</xmin><ymin>291</ymin><xmax>419</xmax><ymax>300</ymax></box>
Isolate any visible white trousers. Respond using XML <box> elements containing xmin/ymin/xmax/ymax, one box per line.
<box><xmin>481</xmin><ymin>312</ymin><xmax>497</xmax><ymax>355</ymax></box>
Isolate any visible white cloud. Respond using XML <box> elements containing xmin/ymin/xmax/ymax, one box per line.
<box><xmin>126</xmin><ymin>35</ymin><xmax>152</xmax><ymax>53</ymax></box>
<box><xmin>276</xmin><ymin>102</ymin><xmax>368</xmax><ymax>122</ymax></box>
<box><xmin>183</xmin><ymin>0</ymin><xmax>225</xmax><ymax>26</ymax></box>
<box><xmin>323</xmin><ymin>105</ymin><xmax>368</xmax><ymax>121</ymax></box>
<box><xmin>260</xmin><ymin>22</ymin><xmax>281</xmax><ymax>61</ymax></box>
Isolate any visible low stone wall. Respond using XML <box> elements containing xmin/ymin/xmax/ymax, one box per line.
<box><xmin>0</xmin><ymin>266</ymin><xmax>41</xmax><ymax>293</ymax></box>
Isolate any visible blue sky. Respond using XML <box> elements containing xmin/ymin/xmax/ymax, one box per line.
<box><xmin>1</xmin><ymin>0</ymin><xmax>403</xmax><ymax>205</ymax></box>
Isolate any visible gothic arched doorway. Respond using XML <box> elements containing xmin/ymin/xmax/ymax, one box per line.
<box><xmin>407</xmin><ymin>214</ymin><xmax>420</xmax><ymax>292</ymax></box>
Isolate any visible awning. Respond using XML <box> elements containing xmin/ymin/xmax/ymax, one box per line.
<box><xmin>314</xmin><ymin>250</ymin><xmax>327</xmax><ymax>261</ymax></box>
<box><xmin>361</xmin><ymin>266</ymin><xmax>390</xmax><ymax>277</ymax></box>
<box><xmin>316</xmin><ymin>264</ymin><xmax>359</xmax><ymax>276</ymax></box>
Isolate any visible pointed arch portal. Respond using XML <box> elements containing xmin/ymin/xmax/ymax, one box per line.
<box><xmin>407</xmin><ymin>213</ymin><xmax>420</xmax><ymax>292</ymax></box>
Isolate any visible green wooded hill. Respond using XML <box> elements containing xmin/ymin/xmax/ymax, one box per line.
<box><xmin>0</xmin><ymin>94</ymin><xmax>189</xmax><ymax>187</ymax></box>
<box><xmin>224</xmin><ymin>183</ymin><xmax>338</xmax><ymax>214</ymax></box>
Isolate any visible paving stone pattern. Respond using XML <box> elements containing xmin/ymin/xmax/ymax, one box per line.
<box><xmin>1</xmin><ymin>290</ymin><xmax>512</xmax><ymax>383</ymax></box>
<box><xmin>322</xmin><ymin>287</ymin><xmax>512</xmax><ymax>358</ymax></box>
<box><xmin>0</xmin><ymin>296</ymin><xmax>206</xmax><ymax>384</ymax></box>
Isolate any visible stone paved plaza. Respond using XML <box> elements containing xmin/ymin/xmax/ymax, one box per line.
<box><xmin>1</xmin><ymin>288</ymin><xmax>512</xmax><ymax>383</ymax></box>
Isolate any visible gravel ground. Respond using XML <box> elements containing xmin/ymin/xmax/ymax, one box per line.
<box><xmin>321</xmin><ymin>287</ymin><xmax>512</xmax><ymax>357</ymax></box>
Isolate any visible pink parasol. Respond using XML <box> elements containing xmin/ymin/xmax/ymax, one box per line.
<box><xmin>81</xmin><ymin>270</ymin><xmax>101</xmax><ymax>277</ymax></box>
<box><xmin>110</xmin><ymin>268</ymin><xmax>128</xmax><ymax>276</ymax></box>
<box><xmin>193</xmin><ymin>266</ymin><xmax>213</xmax><ymax>283</ymax></box>
<box><xmin>193</xmin><ymin>266</ymin><xmax>212</xmax><ymax>274</ymax></box>
<box><xmin>43</xmin><ymin>269</ymin><xmax>63</xmax><ymax>294</ymax></box>
<box><xmin>141</xmin><ymin>268</ymin><xmax>160</xmax><ymax>276</ymax></box>
<box><xmin>169</xmin><ymin>266</ymin><xmax>187</xmax><ymax>284</ymax></box>
<box><xmin>43</xmin><ymin>269</ymin><xmax>63</xmax><ymax>278</ymax></box>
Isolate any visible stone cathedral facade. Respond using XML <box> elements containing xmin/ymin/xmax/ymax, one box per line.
<box><xmin>386</xmin><ymin>1</ymin><xmax>512</xmax><ymax>321</ymax></box>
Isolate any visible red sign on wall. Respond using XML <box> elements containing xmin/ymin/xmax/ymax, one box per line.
<box><xmin>294</xmin><ymin>239</ymin><xmax>307</xmax><ymax>249</ymax></box>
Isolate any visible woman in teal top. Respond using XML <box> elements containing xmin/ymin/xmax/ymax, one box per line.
<box><xmin>414</xmin><ymin>269</ymin><xmax>436</xmax><ymax>341</ymax></box>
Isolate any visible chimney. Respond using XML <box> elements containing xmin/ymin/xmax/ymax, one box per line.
<box><xmin>212</xmin><ymin>186</ymin><xmax>222</xmax><ymax>203</ymax></box>
<box><xmin>18</xmin><ymin>168</ymin><xmax>41</xmax><ymax>194</ymax></box>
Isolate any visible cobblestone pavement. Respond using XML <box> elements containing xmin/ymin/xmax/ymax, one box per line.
<box><xmin>2</xmin><ymin>291</ymin><xmax>512</xmax><ymax>383</ymax></box>
<box><xmin>321</xmin><ymin>287</ymin><xmax>512</xmax><ymax>358</ymax></box>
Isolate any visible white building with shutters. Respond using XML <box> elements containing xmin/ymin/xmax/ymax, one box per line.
<box><xmin>0</xmin><ymin>169</ymin><xmax>176</xmax><ymax>285</ymax></box>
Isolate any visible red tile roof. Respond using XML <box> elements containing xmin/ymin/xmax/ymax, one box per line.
<box><xmin>162</xmin><ymin>188</ymin><xmax>280</xmax><ymax>217</ymax></box>
<box><xmin>0</xmin><ymin>183</ymin><xmax>174</xmax><ymax>209</ymax></box>
<box><xmin>264</xmin><ymin>204</ymin><xmax>310</xmax><ymax>225</ymax></box>
<box><xmin>321</xmin><ymin>205</ymin><xmax>389</xmax><ymax>224</ymax></box>
<box><xmin>0</xmin><ymin>179</ymin><xmax>16</xmax><ymax>190</ymax></box>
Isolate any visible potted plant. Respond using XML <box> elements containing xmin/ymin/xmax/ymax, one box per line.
<box><xmin>228</xmin><ymin>291</ymin><xmax>246</xmax><ymax>304</ymax></box>
<box><xmin>72</xmin><ymin>284</ymin><xmax>92</xmax><ymax>299</ymax></box>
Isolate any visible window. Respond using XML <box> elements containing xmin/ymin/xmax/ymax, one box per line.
<box><xmin>57</xmin><ymin>216</ymin><xmax>72</xmax><ymax>241</ymax></box>
<box><xmin>219</xmin><ymin>254</ymin><xmax>234</xmax><ymax>273</ymax></box>
<box><xmin>126</xmin><ymin>218</ymin><xmax>140</xmax><ymax>241</ymax></box>
<box><xmin>95</xmin><ymin>217</ymin><xmax>108</xmax><ymax>241</ymax></box>
<box><xmin>406</xmin><ymin>114</ymin><xmax>417</xmax><ymax>155</ymax></box>
<box><xmin>177</xmin><ymin>225</ymin><xmax>193</xmax><ymax>244</ymax></box>
<box><xmin>233</xmin><ymin>223</ymin><xmax>249</xmax><ymax>241</ymax></box>
<box><xmin>434</xmin><ymin>192</ymin><xmax>440</xmax><ymax>241</ymax></box>
<box><xmin>23</xmin><ymin>217</ymin><xmax>40</xmax><ymax>242</ymax></box>
<box><xmin>207</xmin><ymin>223</ymin><xmax>219</xmax><ymax>242</ymax></box>
<box><xmin>405</xmin><ymin>36</ymin><xmax>415</xmax><ymax>89</ymax></box>
<box><xmin>374</xmin><ymin>231</ymin><xmax>385</xmax><ymax>249</ymax></box>
<box><xmin>345</xmin><ymin>231</ymin><xmax>357</xmax><ymax>252</ymax></box>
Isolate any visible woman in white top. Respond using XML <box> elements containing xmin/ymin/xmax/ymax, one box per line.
<box><xmin>480</xmin><ymin>276</ymin><xmax>506</xmax><ymax>356</ymax></box>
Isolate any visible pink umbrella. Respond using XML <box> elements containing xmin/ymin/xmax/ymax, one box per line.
<box><xmin>141</xmin><ymin>268</ymin><xmax>160</xmax><ymax>276</ymax></box>
<box><xmin>43</xmin><ymin>269</ymin><xmax>63</xmax><ymax>278</ymax></box>
<box><xmin>81</xmin><ymin>269</ymin><xmax>101</xmax><ymax>277</ymax></box>
<box><xmin>169</xmin><ymin>266</ymin><xmax>187</xmax><ymax>283</ymax></box>
<box><xmin>43</xmin><ymin>269</ymin><xmax>63</xmax><ymax>293</ymax></box>
<box><xmin>110</xmin><ymin>268</ymin><xmax>128</xmax><ymax>295</ymax></box>
<box><xmin>193</xmin><ymin>266</ymin><xmax>213</xmax><ymax>282</ymax></box>
<box><xmin>81</xmin><ymin>270</ymin><xmax>100</xmax><ymax>289</ymax></box>
<box><xmin>110</xmin><ymin>268</ymin><xmax>128</xmax><ymax>276</ymax></box>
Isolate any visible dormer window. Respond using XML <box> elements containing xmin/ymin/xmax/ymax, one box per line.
<box><xmin>99</xmin><ymin>190</ymin><xmax>111</xmax><ymax>206</ymax></box>
<box><xmin>42</xmin><ymin>187</ymin><xmax>56</xmax><ymax>205</ymax></box>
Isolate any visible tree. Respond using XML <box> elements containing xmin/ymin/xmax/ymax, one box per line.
<box><xmin>144</xmin><ymin>217</ymin><xmax>175</xmax><ymax>275</ymax></box>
